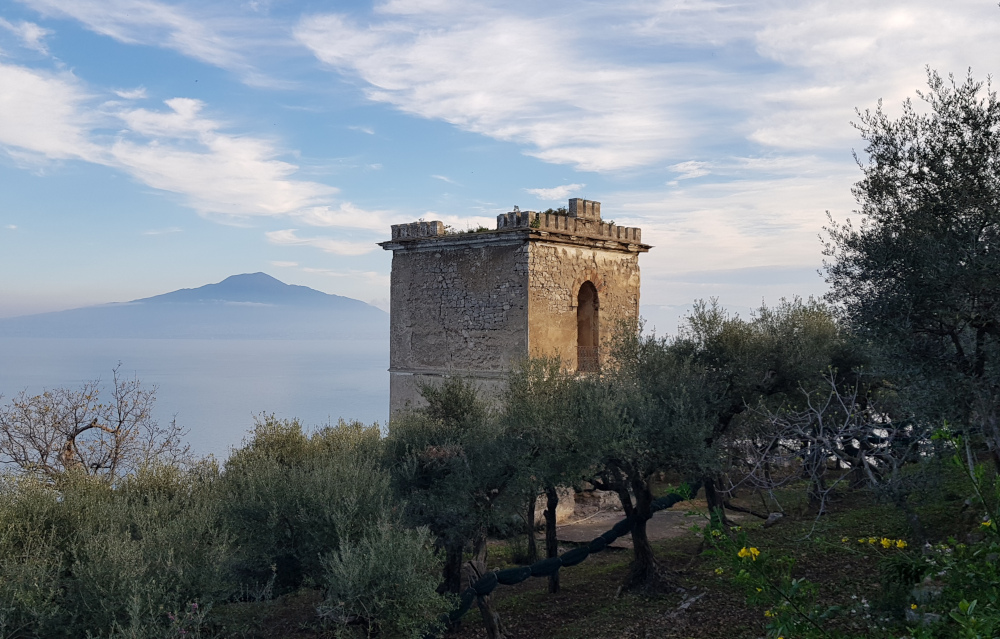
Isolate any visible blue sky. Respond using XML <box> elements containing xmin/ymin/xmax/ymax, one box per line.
<box><xmin>2</xmin><ymin>0</ymin><xmax>998</xmax><ymax>322</ymax></box>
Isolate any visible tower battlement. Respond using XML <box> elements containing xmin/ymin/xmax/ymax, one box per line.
<box><xmin>495</xmin><ymin>209</ymin><xmax>642</xmax><ymax>243</ymax></box>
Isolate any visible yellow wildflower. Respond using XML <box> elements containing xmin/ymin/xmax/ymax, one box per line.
<box><xmin>841</xmin><ymin>537</ymin><xmax>849</xmax><ymax>543</ymax></box>
<box><xmin>738</xmin><ymin>546</ymin><xmax>761</xmax><ymax>561</ymax></box>
<box><xmin>982</xmin><ymin>520</ymin><xmax>993</xmax><ymax>528</ymax></box>
<box><xmin>714</xmin><ymin>567</ymin><xmax>724</xmax><ymax>575</ymax></box>
<box><xmin>880</xmin><ymin>537</ymin><xmax>892</xmax><ymax>548</ymax></box>
<box><xmin>756</xmin><ymin>588</ymin><xmax>762</xmax><ymax>593</ymax></box>
<box><xmin>764</xmin><ymin>610</ymin><xmax>774</xmax><ymax>618</ymax></box>
<box><xmin>868</xmin><ymin>537</ymin><xmax>877</xmax><ymax>544</ymax></box>
<box><xmin>896</xmin><ymin>540</ymin><xmax>907</xmax><ymax>549</ymax></box>
<box><xmin>911</xmin><ymin>604</ymin><xmax>917</xmax><ymax>610</ymax></box>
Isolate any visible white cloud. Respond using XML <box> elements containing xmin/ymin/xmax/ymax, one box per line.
<box><xmin>605</xmin><ymin>155</ymin><xmax>857</xmax><ymax>306</ymax></box>
<box><xmin>5</xmin><ymin>224</ymin><xmax>16</xmax><ymax>230</ymax></box>
<box><xmin>290</xmin><ymin>0</ymin><xmax>1000</xmax><ymax>179</ymax></box>
<box><xmin>270</xmin><ymin>260</ymin><xmax>298</xmax><ymax>267</ymax></box>
<box><xmin>431</xmin><ymin>174</ymin><xmax>454</xmax><ymax>184</ymax></box>
<box><xmin>348</xmin><ymin>125</ymin><xmax>374</xmax><ymax>135</ymax></box>
<box><xmin>114</xmin><ymin>87</ymin><xmax>148</xmax><ymax>100</ymax></box>
<box><xmin>109</xmin><ymin>98</ymin><xmax>341</xmax><ymax>222</ymax></box>
<box><xmin>302</xmin><ymin>266</ymin><xmax>388</xmax><ymax>281</ymax></box>
<box><xmin>295</xmin><ymin>11</ymin><xmax>694</xmax><ymax>172</ymax></box>
<box><xmin>0</xmin><ymin>18</ymin><xmax>51</xmax><ymax>53</ymax></box>
<box><xmin>0</xmin><ymin>63</ymin><xmax>388</xmax><ymax>247</ymax></box>
<box><xmin>17</xmin><ymin>0</ymin><xmax>277</xmax><ymax>84</ymax></box>
<box><xmin>669</xmin><ymin>161</ymin><xmax>710</xmax><ymax>181</ymax></box>
<box><xmin>746</xmin><ymin>2</ymin><xmax>1000</xmax><ymax>151</ymax></box>
<box><xmin>0</xmin><ymin>63</ymin><xmax>100</xmax><ymax>162</ymax></box>
<box><xmin>526</xmin><ymin>184</ymin><xmax>585</xmax><ymax>201</ymax></box>
<box><xmin>292</xmin><ymin>202</ymin><xmax>397</xmax><ymax>233</ymax></box>
<box><xmin>265</xmin><ymin>229</ymin><xmax>377</xmax><ymax>256</ymax></box>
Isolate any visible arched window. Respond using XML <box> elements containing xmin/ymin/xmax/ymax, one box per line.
<box><xmin>577</xmin><ymin>281</ymin><xmax>599</xmax><ymax>372</ymax></box>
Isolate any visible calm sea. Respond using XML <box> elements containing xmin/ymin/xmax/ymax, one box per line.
<box><xmin>0</xmin><ymin>338</ymin><xmax>390</xmax><ymax>459</ymax></box>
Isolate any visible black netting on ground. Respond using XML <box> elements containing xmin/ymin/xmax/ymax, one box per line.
<box><xmin>438</xmin><ymin>481</ymin><xmax>701</xmax><ymax>632</ymax></box>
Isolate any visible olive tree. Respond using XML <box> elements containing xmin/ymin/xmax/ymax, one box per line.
<box><xmin>585</xmin><ymin>324</ymin><xmax>717</xmax><ymax>592</ymax></box>
<box><xmin>825</xmin><ymin>70</ymin><xmax>1000</xmax><ymax>465</ymax></box>
<box><xmin>384</xmin><ymin>378</ymin><xmax>521</xmax><ymax>595</ymax></box>
<box><xmin>500</xmin><ymin>357</ymin><xmax>596</xmax><ymax>593</ymax></box>
<box><xmin>672</xmin><ymin>298</ymin><xmax>860</xmax><ymax>517</ymax></box>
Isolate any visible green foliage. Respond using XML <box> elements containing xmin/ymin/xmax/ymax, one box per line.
<box><xmin>705</xmin><ymin>522</ymin><xmax>836</xmax><ymax>638</ymax></box>
<box><xmin>886</xmin><ymin>429</ymin><xmax>1000</xmax><ymax>637</ymax></box>
<box><xmin>601</xmin><ymin>323</ymin><xmax>719</xmax><ymax>482</ymax></box>
<box><xmin>501</xmin><ymin>357</ymin><xmax>592</xmax><ymax>496</ymax></box>
<box><xmin>385</xmin><ymin>378</ymin><xmax>521</xmax><ymax>544</ymax></box>
<box><xmin>675</xmin><ymin>297</ymin><xmax>856</xmax><ymax>423</ymax></box>
<box><xmin>0</xmin><ymin>465</ymin><xmax>229</xmax><ymax>639</ymax></box>
<box><xmin>318</xmin><ymin>523</ymin><xmax>452</xmax><ymax>639</ymax></box>
<box><xmin>219</xmin><ymin>415</ymin><xmax>390</xmax><ymax>593</ymax></box>
<box><xmin>825</xmin><ymin>70</ymin><xmax>1000</xmax><ymax>451</ymax></box>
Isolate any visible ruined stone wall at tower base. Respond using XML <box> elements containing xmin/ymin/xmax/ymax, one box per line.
<box><xmin>527</xmin><ymin>242</ymin><xmax>641</xmax><ymax>369</ymax></box>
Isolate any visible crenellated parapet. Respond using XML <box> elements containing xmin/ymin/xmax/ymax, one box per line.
<box><xmin>496</xmin><ymin>200</ymin><xmax>642</xmax><ymax>243</ymax></box>
<box><xmin>390</xmin><ymin>220</ymin><xmax>445</xmax><ymax>240</ymax></box>
<box><xmin>381</xmin><ymin>199</ymin><xmax>647</xmax><ymax>253</ymax></box>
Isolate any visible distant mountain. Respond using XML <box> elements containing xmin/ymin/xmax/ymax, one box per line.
<box><xmin>0</xmin><ymin>273</ymin><xmax>388</xmax><ymax>340</ymax></box>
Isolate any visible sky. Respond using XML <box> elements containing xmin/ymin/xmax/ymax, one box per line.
<box><xmin>1</xmin><ymin>0</ymin><xmax>999</xmax><ymax>323</ymax></box>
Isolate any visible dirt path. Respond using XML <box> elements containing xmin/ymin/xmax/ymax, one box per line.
<box><xmin>555</xmin><ymin>499</ymin><xmax>747</xmax><ymax>548</ymax></box>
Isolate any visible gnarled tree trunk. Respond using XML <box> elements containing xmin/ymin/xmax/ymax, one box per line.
<box><xmin>544</xmin><ymin>485</ymin><xmax>560</xmax><ymax>593</ymax></box>
<box><xmin>462</xmin><ymin>559</ymin><xmax>506</xmax><ymax>639</ymax></box>
<box><xmin>525</xmin><ymin>492</ymin><xmax>538</xmax><ymax>563</ymax></box>
<box><xmin>622</xmin><ymin>477</ymin><xmax>672</xmax><ymax>593</ymax></box>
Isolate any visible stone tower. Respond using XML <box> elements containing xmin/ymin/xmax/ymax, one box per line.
<box><xmin>379</xmin><ymin>198</ymin><xmax>650</xmax><ymax>413</ymax></box>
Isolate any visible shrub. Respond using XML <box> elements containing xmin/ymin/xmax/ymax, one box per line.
<box><xmin>0</xmin><ymin>464</ymin><xmax>229</xmax><ymax>639</ymax></box>
<box><xmin>219</xmin><ymin>416</ymin><xmax>391</xmax><ymax>594</ymax></box>
<box><xmin>318</xmin><ymin>523</ymin><xmax>451</xmax><ymax>638</ymax></box>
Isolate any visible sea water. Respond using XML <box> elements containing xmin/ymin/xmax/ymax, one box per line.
<box><xmin>0</xmin><ymin>337</ymin><xmax>389</xmax><ymax>459</ymax></box>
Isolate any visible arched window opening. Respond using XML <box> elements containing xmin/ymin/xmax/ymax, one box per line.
<box><xmin>577</xmin><ymin>281</ymin><xmax>600</xmax><ymax>372</ymax></box>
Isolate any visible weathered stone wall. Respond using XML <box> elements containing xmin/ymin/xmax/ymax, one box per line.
<box><xmin>381</xmin><ymin>199</ymin><xmax>649</xmax><ymax>412</ymax></box>
<box><xmin>527</xmin><ymin>242</ymin><xmax>641</xmax><ymax>369</ymax></box>
<box><xmin>387</xmin><ymin>237</ymin><xmax>529</xmax><ymax>412</ymax></box>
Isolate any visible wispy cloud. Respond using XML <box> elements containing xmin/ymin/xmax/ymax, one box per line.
<box><xmin>430</xmin><ymin>174</ymin><xmax>454</xmax><ymax>184</ymax></box>
<box><xmin>295</xmin><ymin>10</ymin><xmax>695</xmax><ymax>172</ymax></box>
<box><xmin>5</xmin><ymin>224</ymin><xmax>17</xmax><ymax>230</ymax></box>
<box><xmin>669</xmin><ymin>161</ymin><xmax>710</xmax><ymax>181</ymax></box>
<box><xmin>269</xmin><ymin>260</ymin><xmax>298</xmax><ymax>267</ymax></box>
<box><xmin>114</xmin><ymin>87</ymin><xmax>148</xmax><ymax>100</ymax></box>
<box><xmin>265</xmin><ymin>229</ymin><xmax>376</xmax><ymax>256</ymax></box>
<box><xmin>0</xmin><ymin>63</ymin><xmax>100</xmax><ymax>162</ymax></box>
<box><xmin>526</xmin><ymin>184</ymin><xmax>585</xmax><ymax>201</ymax></box>
<box><xmin>348</xmin><ymin>125</ymin><xmax>374</xmax><ymax>135</ymax></box>
<box><xmin>0</xmin><ymin>62</ymin><xmax>390</xmax><ymax>243</ymax></box>
<box><xmin>0</xmin><ymin>17</ymin><xmax>51</xmax><ymax>53</ymax></box>
<box><xmin>111</xmin><ymin>97</ymin><xmax>339</xmax><ymax>220</ymax></box>
<box><xmin>17</xmin><ymin>0</ymin><xmax>279</xmax><ymax>85</ymax></box>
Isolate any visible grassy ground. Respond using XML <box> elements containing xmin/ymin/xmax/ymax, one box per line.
<box><xmin>208</xmin><ymin>470</ymin><xmax>980</xmax><ymax>639</ymax></box>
